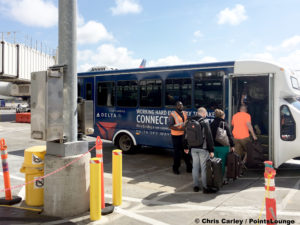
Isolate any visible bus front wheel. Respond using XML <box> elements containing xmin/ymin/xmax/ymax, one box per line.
<box><xmin>117</xmin><ymin>134</ymin><xmax>135</xmax><ymax>154</ymax></box>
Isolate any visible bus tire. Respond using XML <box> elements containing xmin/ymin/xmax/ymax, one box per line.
<box><xmin>116</xmin><ymin>133</ymin><xmax>135</xmax><ymax>154</ymax></box>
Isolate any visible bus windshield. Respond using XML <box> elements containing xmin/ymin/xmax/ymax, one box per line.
<box><xmin>285</xmin><ymin>97</ymin><xmax>300</xmax><ymax>111</ymax></box>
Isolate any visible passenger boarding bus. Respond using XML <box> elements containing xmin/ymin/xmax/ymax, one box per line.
<box><xmin>78</xmin><ymin>60</ymin><xmax>300</xmax><ymax>168</ymax></box>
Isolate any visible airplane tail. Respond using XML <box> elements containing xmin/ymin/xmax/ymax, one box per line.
<box><xmin>139</xmin><ymin>59</ymin><xmax>146</xmax><ymax>68</ymax></box>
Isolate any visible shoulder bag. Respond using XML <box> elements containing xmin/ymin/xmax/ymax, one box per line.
<box><xmin>215</xmin><ymin>121</ymin><xmax>230</xmax><ymax>146</ymax></box>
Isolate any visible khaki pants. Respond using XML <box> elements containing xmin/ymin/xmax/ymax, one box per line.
<box><xmin>234</xmin><ymin>137</ymin><xmax>251</xmax><ymax>162</ymax></box>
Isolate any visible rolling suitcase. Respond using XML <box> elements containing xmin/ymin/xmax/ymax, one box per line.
<box><xmin>206</xmin><ymin>157</ymin><xmax>223</xmax><ymax>191</ymax></box>
<box><xmin>245</xmin><ymin>140</ymin><xmax>264</xmax><ymax>168</ymax></box>
<box><xmin>226</xmin><ymin>152</ymin><xmax>242</xmax><ymax>179</ymax></box>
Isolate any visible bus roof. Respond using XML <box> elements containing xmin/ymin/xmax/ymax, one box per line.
<box><xmin>78</xmin><ymin>61</ymin><xmax>235</xmax><ymax>77</ymax></box>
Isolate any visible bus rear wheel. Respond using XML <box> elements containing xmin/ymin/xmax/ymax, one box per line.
<box><xmin>117</xmin><ymin>134</ymin><xmax>135</xmax><ymax>154</ymax></box>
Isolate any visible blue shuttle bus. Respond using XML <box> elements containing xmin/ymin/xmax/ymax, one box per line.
<box><xmin>78</xmin><ymin>60</ymin><xmax>300</xmax><ymax>168</ymax></box>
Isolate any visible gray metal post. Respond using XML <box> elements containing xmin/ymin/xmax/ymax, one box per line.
<box><xmin>44</xmin><ymin>1</ymin><xmax>90</xmax><ymax>217</ymax></box>
<box><xmin>58</xmin><ymin>0</ymin><xmax>77</xmax><ymax>142</ymax></box>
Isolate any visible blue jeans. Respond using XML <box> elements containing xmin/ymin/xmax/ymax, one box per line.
<box><xmin>191</xmin><ymin>148</ymin><xmax>209</xmax><ymax>188</ymax></box>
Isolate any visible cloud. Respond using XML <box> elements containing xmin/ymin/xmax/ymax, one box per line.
<box><xmin>254</xmin><ymin>35</ymin><xmax>300</xmax><ymax>69</ymax></box>
<box><xmin>281</xmin><ymin>35</ymin><xmax>300</xmax><ymax>49</ymax></box>
<box><xmin>77</xmin><ymin>13</ymin><xmax>85</xmax><ymax>26</ymax></box>
<box><xmin>217</xmin><ymin>4</ymin><xmax>247</xmax><ymax>26</ymax></box>
<box><xmin>245</xmin><ymin>50</ymin><xmax>300</xmax><ymax>70</ymax></box>
<box><xmin>240</xmin><ymin>50</ymin><xmax>277</xmax><ymax>65</ymax></box>
<box><xmin>196</xmin><ymin>50</ymin><xmax>204</xmax><ymax>55</ymax></box>
<box><xmin>78</xmin><ymin>49</ymin><xmax>94</xmax><ymax>62</ymax></box>
<box><xmin>199</xmin><ymin>56</ymin><xmax>218</xmax><ymax>63</ymax></box>
<box><xmin>241</xmin><ymin>35</ymin><xmax>300</xmax><ymax>70</ymax></box>
<box><xmin>77</xmin><ymin>21</ymin><xmax>114</xmax><ymax>44</ymax></box>
<box><xmin>193</xmin><ymin>30</ymin><xmax>203</xmax><ymax>43</ymax></box>
<box><xmin>79</xmin><ymin>63</ymin><xmax>94</xmax><ymax>73</ymax></box>
<box><xmin>148</xmin><ymin>55</ymin><xmax>217</xmax><ymax>67</ymax></box>
<box><xmin>252</xmin><ymin>52</ymin><xmax>274</xmax><ymax>61</ymax></box>
<box><xmin>265</xmin><ymin>45</ymin><xmax>276</xmax><ymax>52</ymax></box>
<box><xmin>78</xmin><ymin>44</ymin><xmax>141</xmax><ymax>71</ymax></box>
<box><xmin>111</xmin><ymin>0</ymin><xmax>142</xmax><ymax>15</ymax></box>
<box><xmin>78</xmin><ymin>44</ymin><xmax>190</xmax><ymax>71</ymax></box>
<box><xmin>266</xmin><ymin>35</ymin><xmax>300</xmax><ymax>52</ymax></box>
<box><xmin>78</xmin><ymin>43</ymin><xmax>218</xmax><ymax>72</ymax></box>
<box><xmin>0</xmin><ymin>0</ymin><xmax>57</xmax><ymax>27</ymax></box>
<box><xmin>194</xmin><ymin>30</ymin><xmax>203</xmax><ymax>38</ymax></box>
<box><xmin>148</xmin><ymin>56</ymin><xmax>185</xmax><ymax>67</ymax></box>
<box><xmin>278</xmin><ymin>50</ymin><xmax>300</xmax><ymax>70</ymax></box>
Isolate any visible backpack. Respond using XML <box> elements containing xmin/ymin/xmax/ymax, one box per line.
<box><xmin>185</xmin><ymin>118</ymin><xmax>204</xmax><ymax>148</ymax></box>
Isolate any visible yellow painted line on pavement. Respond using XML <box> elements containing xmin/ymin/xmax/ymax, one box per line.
<box><xmin>0</xmin><ymin>205</ymin><xmax>42</xmax><ymax>212</ymax></box>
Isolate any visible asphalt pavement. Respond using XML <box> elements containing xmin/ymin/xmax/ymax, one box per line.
<box><xmin>0</xmin><ymin>122</ymin><xmax>300</xmax><ymax>225</ymax></box>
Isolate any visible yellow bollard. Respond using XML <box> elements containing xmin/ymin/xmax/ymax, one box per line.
<box><xmin>90</xmin><ymin>158</ymin><xmax>102</xmax><ymax>221</ymax></box>
<box><xmin>112</xmin><ymin>149</ymin><xmax>122</xmax><ymax>206</ymax></box>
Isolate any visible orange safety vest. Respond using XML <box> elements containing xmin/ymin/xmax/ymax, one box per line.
<box><xmin>170</xmin><ymin>111</ymin><xmax>187</xmax><ymax>136</ymax></box>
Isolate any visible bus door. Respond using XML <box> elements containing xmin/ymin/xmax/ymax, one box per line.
<box><xmin>94</xmin><ymin>79</ymin><xmax>116</xmax><ymax>140</ymax></box>
<box><xmin>228</xmin><ymin>74</ymin><xmax>274</xmax><ymax>162</ymax></box>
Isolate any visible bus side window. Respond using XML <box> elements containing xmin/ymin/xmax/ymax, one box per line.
<box><xmin>86</xmin><ymin>83</ymin><xmax>92</xmax><ymax>100</ymax></box>
<box><xmin>165</xmin><ymin>78</ymin><xmax>192</xmax><ymax>108</ymax></box>
<box><xmin>140</xmin><ymin>79</ymin><xmax>162</xmax><ymax>107</ymax></box>
<box><xmin>194</xmin><ymin>71</ymin><xmax>223</xmax><ymax>110</ymax></box>
<box><xmin>97</xmin><ymin>82</ymin><xmax>115</xmax><ymax>107</ymax></box>
<box><xmin>117</xmin><ymin>80</ymin><xmax>138</xmax><ymax>107</ymax></box>
<box><xmin>280</xmin><ymin>105</ymin><xmax>296</xmax><ymax>141</ymax></box>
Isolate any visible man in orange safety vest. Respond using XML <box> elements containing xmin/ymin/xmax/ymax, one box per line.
<box><xmin>168</xmin><ymin>101</ymin><xmax>192</xmax><ymax>175</ymax></box>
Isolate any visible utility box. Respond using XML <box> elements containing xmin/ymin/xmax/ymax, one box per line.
<box><xmin>78</xmin><ymin>99</ymin><xmax>94</xmax><ymax>135</ymax></box>
<box><xmin>31</xmin><ymin>67</ymin><xmax>64</xmax><ymax>141</ymax></box>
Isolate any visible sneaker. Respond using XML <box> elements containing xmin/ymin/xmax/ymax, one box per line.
<box><xmin>203</xmin><ymin>188</ymin><xmax>217</xmax><ymax>194</ymax></box>
<box><xmin>193</xmin><ymin>186</ymin><xmax>200</xmax><ymax>192</ymax></box>
<box><xmin>173</xmin><ymin>168</ymin><xmax>180</xmax><ymax>175</ymax></box>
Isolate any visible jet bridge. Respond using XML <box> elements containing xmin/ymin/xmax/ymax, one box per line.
<box><xmin>0</xmin><ymin>41</ymin><xmax>55</xmax><ymax>96</ymax></box>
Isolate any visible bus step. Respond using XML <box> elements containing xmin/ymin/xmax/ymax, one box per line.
<box><xmin>257</xmin><ymin>135</ymin><xmax>268</xmax><ymax>145</ymax></box>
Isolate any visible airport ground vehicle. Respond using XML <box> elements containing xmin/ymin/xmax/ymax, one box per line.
<box><xmin>78</xmin><ymin>60</ymin><xmax>300</xmax><ymax>167</ymax></box>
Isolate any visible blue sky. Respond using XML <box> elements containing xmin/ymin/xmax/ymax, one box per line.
<box><xmin>0</xmin><ymin>0</ymin><xmax>300</xmax><ymax>71</ymax></box>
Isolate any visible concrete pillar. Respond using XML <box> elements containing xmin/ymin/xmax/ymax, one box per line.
<box><xmin>44</xmin><ymin>152</ymin><xmax>90</xmax><ymax>217</ymax></box>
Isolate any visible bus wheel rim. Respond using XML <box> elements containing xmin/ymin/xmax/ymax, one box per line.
<box><xmin>119</xmin><ymin>135</ymin><xmax>131</xmax><ymax>151</ymax></box>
